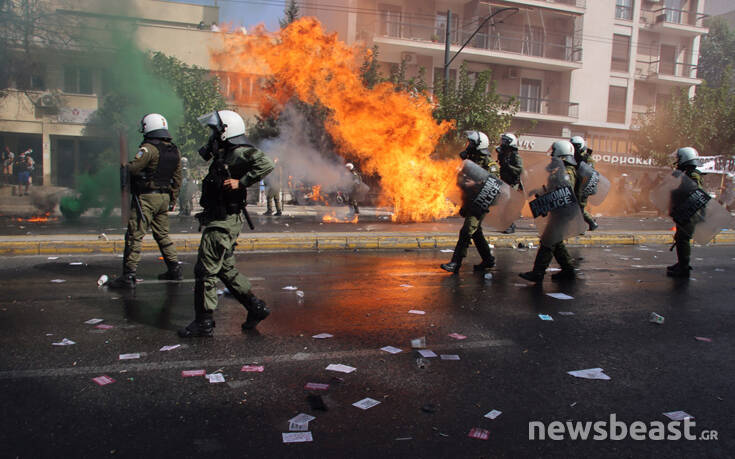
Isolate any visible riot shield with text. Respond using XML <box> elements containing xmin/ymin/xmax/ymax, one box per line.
<box><xmin>651</xmin><ymin>170</ymin><xmax>733</xmax><ymax>245</ymax></box>
<box><xmin>457</xmin><ymin>160</ymin><xmax>511</xmax><ymax>223</ymax></box>
<box><xmin>525</xmin><ymin>157</ymin><xmax>586</xmax><ymax>246</ymax></box>
<box><xmin>577</xmin><ymin>161</ymin><xmax>611</xmax><ymax>206</ymax></box>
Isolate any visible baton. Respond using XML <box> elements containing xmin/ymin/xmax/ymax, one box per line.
<box><xmin>242</xmin><ymin>206</ymin><xmax>255</xmax><ymax>230</ymax></box>
<box><xmin>133</xmin><ymin>194</ymin><xmax>147</xmax><ymax>226</ymax></box>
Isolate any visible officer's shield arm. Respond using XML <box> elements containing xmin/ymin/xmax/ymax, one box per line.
<box><xmin>239</xmin><ymin>149</ymin><xmax>275</xmax><ymax>189</ymax></box>
<box><xmin>120</xmin><ymin>164</ymin><xmax>129</xmax><ymax>192</ymax></box>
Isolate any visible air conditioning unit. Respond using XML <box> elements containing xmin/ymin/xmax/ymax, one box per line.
<box><xmin>401</xmin><ymin>52</ymin><xmax>417</xmax><ymax>65</ymax></box>
<box><xmin>506</xmin><ymin>66</ymin><xmax>520</xmax><ymax>79</ymax></box>
<box><xmin>37</xmin><ymin>92</ymin><xmax>58</xmax><ymax>108</ymax></box>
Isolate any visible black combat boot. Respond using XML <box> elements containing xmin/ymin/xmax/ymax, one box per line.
<box><xmin>666</xmin><ymin>263</ymin><xmax>679</xmax><ymax>272</ymax></box>
<box><xmin>107</xmin><ymin>273</ymin><xmax>136</xmax><ymax>289</ymax></box>
<box><xmin>440</xmin><ymin>254</ymin><xmax>462</xmax><ymax>273</ymax></box>
<box><xmin>473</xmin><ymin>258</ymin><xmax>495</xmax><ymax>271</ymax></box>
<box><xmin>262</xmin><ymin>210</ymin><xmax>273</xmax><ymax>216</ymax></box>
<box><xmin>502</xmin><ymin>222</ymin><xmax>516</xmax><ymax>234</ymax></box>
<box><xmin>666</xmin><ymin>264</ymin><xmax>691</xmax><ymax>278</ymax></box>
<box><xmin>551</xmin><ymin>268</ymin><xmax>576</xmax><ymax>281</ymax></box>
<box><xmin>158</xmin><ymin>263</ymin><xmax>183</xmax><ymax>281</ymax></box>
<box><xmin>241</xmin><ymin>293</ymin><xmax>271</xmax><ymax>330</ymax></box>
<box><xmin>519</xmin><ymin>271</ymin><xmax>544</xmax><ymax>283</ymax></box>
<box><xmin>273</xmin><ymin>210</ymin><xmax>282</xmax><ymax>216</ymax></box>
<box><xmin>178</xmin><ymin>313</ymin><xmax>215</xmax><ymax>338</ymax></box>
<box><xmin>588</xmin><ymin>220</ymin><xmax>598</xmax><ymax>231</ymax></box>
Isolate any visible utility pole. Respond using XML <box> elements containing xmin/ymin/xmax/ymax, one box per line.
<box><xmin>442</xmin><ymin>10</ymin><xmax>451</xmax><ymax>99</ymax></box>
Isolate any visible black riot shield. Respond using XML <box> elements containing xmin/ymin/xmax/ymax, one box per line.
<box><xmin>524</xmin><ymin>157</ymin><xmax>586</xmax><ymax>246</ymax></box>
<box><xmin>457</xmin><ymin>160</ymin><xmax>513</xmax><ymax>228</ymax></box>
<box><xmin>651</xmin><ymin>170</ymin><xmax>733</xmax><ymax>245</ymax></box>
<box><xmin>576</xmin><ymin>161</ymin><xmax>611</xmax><ymax>206</ymax></box>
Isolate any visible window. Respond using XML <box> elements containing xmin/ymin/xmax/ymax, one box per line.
<box><xmin>615</xmin><ymin>0</ymin><xmax>633</xmax><ymax>20</ymax></box>
<box><xmin>16</xmin><ymin>64</ymin><xmax>46</xmax><ymax>91</ymax></box>
<box><xmin>611</xmin><ymin>34</ymin><xmax>631</xmax><ymax>72</ymax></box>
<box><xmin>379</xmin><ymin>5</ymin><xmax>401</xmax><ymax>37</ymax></box>
<box><xmin>607</xmin><ymin>86</ymin><xmax>627</xmax><ymax>123</ymax></box>
<box><xmin>664</xmin><ymin>0</ymin><xmax>684</xmax><ymax>24</ymax></box>
<box><xmin>523</xmin><ymin>26</ymin><xmax>544</xmax><ymax>57</ymax></box>
<box><xmin>520</xmin><ymin>79</ymin><xmax>542</xmax><ymax>113</ymax></box>
<box><xmin>63</xmin><ymin>65</ymin><xmax>93</xmax><ymax>94</ymax></box>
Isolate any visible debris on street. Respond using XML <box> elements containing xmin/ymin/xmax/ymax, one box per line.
<box><xmin>567</xmin><ymin>368</ymin><xmax>611</xmax><ymax>380</ymax></box>
<box><xmin>649</xmin><ymin>312</ymin><xmax>665</xmax><ymax>324</ymax></box>
<box><xmin>538</xmin><ymin>314</ymin><xmax>554</xmax><ymax>321</ymax></box>
<box><xmin>467</xmin><ymin>428</ymin><xmax>489</xmax><ymax>440</ymax></box>
<box><xmin>380</xmin><ymin>346</ymin><xmax>402</xmax><ymax>354</ymax></box>
<box><xmin>547</xmin><ymin>293</ymin><xmax>574</xmax><ymax>300</ymax></box>
<box><xmin>325</xmin><ymin>364</ymin><xmax>356</xmax><ymax>373</ymax></box>
<box><xmin>282</xmin><ymin>432</ymin><xmax>313</xmax><ymax>443</ymax></box>
<box><xmin>52</xmin><ymin>338</ymin><xmax>75</xmax><ymax>346</ymax></box>
<box><xmin>91</xmin><ymin>375</ymin><xmax>115</xmax><ymax>386</ymax></box>
<box><xmin>312</xmin><ymin>333</ymin><xmax>333</xmax><ymax>339</ymax></box>
<box><xmin>663</xmin><ymin>411</ymin><xmax>694</xmax><ymax>421</ymax></box>
<box><xmin>352</xmin><ymin>398</ymin><xmax>381</xmax><ymax>410</ymax></box>
<box><xmin>484</xmin><ymin>410</ymin><xmax>502</xmax><ymax>419</ymax></box>
<box><xmin>84</xmin><ymin>318</ymin><xmax>104</xmax><ymax>325</ymax></box>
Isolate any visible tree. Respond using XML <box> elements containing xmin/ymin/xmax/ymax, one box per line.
<box><xmin>279</xmin><ymin>0</ymin><xmax>299</xmax><ymax>29</ymax></box>
<box><xmin>433</xmin><ymin>63</ymin><xmax>517</xmax><ymax>151</ymax></box>
<box><xmin>698</xmin><ymin>17</ymin><xmax>735</xmax><ymax>87</ymax></box>
<box><xmin>633</xmin><ymin>73</ymin><xmax>735</xmax><ymax>165</ymax></box>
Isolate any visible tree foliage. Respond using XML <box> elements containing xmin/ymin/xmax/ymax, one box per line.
<box><xmin>633</xmin><ymin>73</ymin><xmax>735</xmax><ymax>165</ymax></box>
<box><xmin>279</xmin><ymin>0</ymin><xmax>299</xmax><ymax>29</ymax></box>
<box><xmin>698</xmin><ymin>17</ymin><xmax>735</xmax><ymax>87</ymax></box>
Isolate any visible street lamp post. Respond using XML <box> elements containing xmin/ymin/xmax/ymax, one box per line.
<box><xmin>442</xmin><ymin>7</ymin><xmax>519</xmax><ymax>98</ymax></box>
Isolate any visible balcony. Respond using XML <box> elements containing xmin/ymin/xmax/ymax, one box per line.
<box><xmin>640</xmin><ymin>8</ymin><xmax>708</xmax><ymax>36</ymax></box>
<box><xmin>374</xmin><ymin>20</ymin><xmax>582</xmax><ymax>72</ymax></box>
<box><xmin>502</xmin><ymin>95</ymin><xmax>579</xmax><ymax>122</ymax></box>
<box><xmin>615</xmin><ymin>5</ymin><xmax>633</xmax><ymax>21</ymax></box>
<box><xmin>635</xmin><ymin>58</ymin><xmax>702</xmax><ymax>86</ymax></box>
<box><xmin>498</xmin><ymin>0</ymin><xmax>585</xmax><ymax>14</ymax></box>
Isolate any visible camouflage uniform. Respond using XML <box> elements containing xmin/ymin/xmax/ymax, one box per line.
<box><xmin>188</xmin><ymin>144</ymin><xmax>274</xmax><ymax>333</ymax></box>
<box><xmin>442</xmin><ymin>148</ymin><xmax>500</xmax><ymax>272</ymax></box>
<box><xmin>671</xmin><ymin>168</ymin><xmax>704</xmax><ymax>274</ymax></box>
<box><xmin>264</xmin><ymin>161</ymin><xmax>282</xmax><ymax>215</ymax></box>
<box><xmin>575</xmin><ymin>148</ymin><xmax>597</xmax><ymax>229</ymax></box>
<box><xmin>122</xmin><ymin>140</ymin><xmax>182</xmax><ymax>278</ymax></box>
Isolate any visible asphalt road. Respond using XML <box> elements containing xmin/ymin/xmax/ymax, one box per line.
<box><xmin>0</xmin><ymin>247</ymin><xmax>733</xmax><ymax>458</ymax></box>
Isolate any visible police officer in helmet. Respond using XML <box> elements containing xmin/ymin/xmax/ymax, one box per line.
<box><xmin>441</xmin><ymin>131</ymin><xmax>499</xmax><ymax>274</ymax></box>
<box><xmin>178</xmin><ymin>110</ymin><xmax>275</xmax><ymax>337</ymax></box>
<box><xmin>495</xmin><ymin>132</ymin><xmax>523</xmax><ymax>233</ymax></box>
<box><xmin>109</xmin><ymin>113</ymin><xmax>182</xmax><ymax>288</ymax></box>
<box><xmin>570</xmin><ymin>136</ymin><xmax>598</xmax><ymax>231</ymax></box>
<box><xmin>667</xmin><ymin>147</ymin><xmax>704</xmax><ymax>278</ymax></box>
<box><xmin>519</xmin><ymin>140</ymin><xmax>580</xmax><ymax>283</ymax></box>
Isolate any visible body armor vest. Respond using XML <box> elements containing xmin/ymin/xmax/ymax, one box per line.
<box><xmin>148</xmin><ymin>139</ymin><xmax>180</xmax><ymax>189</ymax></box>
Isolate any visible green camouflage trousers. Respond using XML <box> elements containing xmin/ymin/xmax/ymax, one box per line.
<box><xmin>123</xmin><ymin>193</ymin><xmax>178</xmax><ymax>274</ymax></box>
<box><xmin>194</xmin><ymin>213</ymin><xmax>252</xmax><ymax>314</ymax></box>
<box><xmin>453</xmin><ymin>213</ymin><xmax>494</xmax><ymax>262</ymax></box>
<box><xmin>531</xmin><ymin>242</ymin><xmax>574</xmax><ymax>274</ymax></box>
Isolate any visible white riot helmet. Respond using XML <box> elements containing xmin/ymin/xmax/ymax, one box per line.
<box><xmin>345</xmin><ymin>163</ymin><xmax>354</xmax><ymax>171</ymax></box>
<box><xmin>500</xmin><ymin>132</ymin><xmax>518</xmax><ymax>149</ymax></box>
<box><xmin>570</xmin><ymin>136</ymin><xmax>586</xmax><ymax>154</ymax></box>
<box><xmin>465</xmin><ymin>131</ymin><xmax>490</xmax><ymax>150</ymax></box>
<box><xmin>140</xmin><ymin>113</ymin><xmax>171</xmax><ymax>139</ymax></box>
<box><xmin>674</xmin><ymin>147</ymin><xmax>700</xmax><ymax>168</ymax></box>
<box><xmin>198</xmin><ymin>110</ymin><xmax>248</xmax><ymax>144</ymax></box>
<box><xmin>550</xmin><ymin>140</ymin><xmax>576</xmax><ymax>165</ymax></box>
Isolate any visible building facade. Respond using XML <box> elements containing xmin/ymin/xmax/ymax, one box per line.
<box><xmin>302</xmin><ymin>0</ymin><xmax>708</xmax><ymax>165</ymax></box>
<box><xmin>0</xmin><ymin>0</ymin><xmax>225</xmax><ymax>187</ymax></box>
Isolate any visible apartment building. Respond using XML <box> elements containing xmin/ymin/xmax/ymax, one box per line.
<box><xmin>303</xmin><ymin>0</ymin><xmax>709</xmax><ymax>166</ymax></box>
<box><xmin>0</xmin><ymin>0</ymin><xmax>226</xmax><ymax>187</ymax></box>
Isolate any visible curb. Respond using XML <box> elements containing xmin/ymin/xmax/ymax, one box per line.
<box><xmin>1</xmin><ymin>231</ymin><xmax>734</xmax><ymax>256</ymax></box>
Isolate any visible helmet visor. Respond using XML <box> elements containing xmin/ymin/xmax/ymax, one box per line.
<box><xmin>197</xmin><ymin>111</ymin><xmax>224</xmax><ymax>131</ymax></box>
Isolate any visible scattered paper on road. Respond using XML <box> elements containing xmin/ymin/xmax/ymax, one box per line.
<box><xmin>282</xmin><ymin>286</ymin><xmax>298</xmax><ymax>290</ymax></box>
<box><xmin>282</xmin><ymin>432</ymin><xmax>313</xmax><ymax>443</ymax></box>
<box><xmin>567</xmin><ymin>368</ymin><xmax>611</xmax><ymax>380</ymax></box>
<box><xmin>408</xmin><ymin>310</ymin><xmax>425</xmax><ymax>315</ymax></box>
<box><xmin>547</xmin><ymin>293</ymin><xmax>574</xmax><ymax>300</ymax></box>
<box><xmin>119</xmin><ymin>353</ymin><xmax>140</xmax><ymax>360</ymax></box>
<box><xmin>69</xmin><ymin>262</ymin><xmax>84</xmax><ymax>266</ymax></box>
<box><xmin>181</xmin><ymin>369</ymin><xmax>206</xmax><ymax>377</ymax></box>
<box><xmin>47</xmin><ymin>256</ymin><xmax>59</xmax><ymax>260</ymax></box>
<box><xmin>159</xmin><ymin>344</ymin><xmax>181</xmax><ymax>352</ymax></box>
<box><xmin>663</xmin><ymin>411</ymin><xmax>694</xmax><ymax>421</ymax></box>
<box><xmin>52</xmin><ymin>338</ymin><xmax>75</xmax><ymax>346</ymax></box>
<box><xmin>694</xmin><ymin>337</ymin><xmax>712</xmax><ymax>342</ymax></box>
<box><xmin>353</xmin><ymin>398</ymin><xmax>381</xmax><ymax>410</ymax></box>
<box><xmin>50</xmin><ymin>279</ymin><xmax>66</xmax><ymax>283</ymax></box>
<box><xmin>484</xmin><ymin>410</ymin><xmax>502</xmax><ymax>419</ymax></box>
<box><xmin>312</xmin><ymin>333</ymin><xmax>333</xmax><ymax>339</ymax></box>
<box><xmin>207</xmin><ymin>373</ymin><xmax>225</xmax><ymax>383</ymax></box>
<box><xmin>440</xmin><ymin>249</ymin><xmax>453</xmax><ymax>253</ymax></box>
<box><xmin>289</xmin><ymin>421</ymin><xmax>309</xmax><ymax>432</ymax></box>
<box><xmin>513</xmin><ymin>283</ymin><xmax>528</xmax><ymax>287</ymax></box>
<box><xmin>326</xmin><ymin>364</ymin><xmax>356</xmax><ymax>373</ymax></box>
<box><xmin>468</xmin><ymin>428</ymin><xmax>489</xmax><ymax>440</ymax></box>
<box><xmin>538</xmin><ymin>314</ymin><xmax>554</xmax><ymax>321</ymax></box>
<box><xmin>440</xmin><ymin>354</ymin><xmax>460</xmax><ymax>360</ymax></box>
<box><xmin>547</xmin><ymin>268</ymin><xmax>561</xmax><ymax>272</ymax></box>
<box><xmin>95</xmin><ymin>324</ymin><xmax>113</xmax><ymax>330</ymax></box>
<box><xmin>304</xmin><ymin>382</ymin><xmax>329</xmax><ymax>391</ymax></box>
<box><xmin>241</xmin><ymin>365</ymin><xmax>264</xmax><ymax>372</ymax></box>
<box><xmin>418</xmin><ymin>349</ymin><xmax>437</xmax><ymax>358</ymax></box>
<box><xmin>448</xmin><ymin>333</ymin><xmax>467</xmax><ymax>340</ymax></box>
<box><xmin>92</xmin><ymin>375</ymin><xmax>115</xmax><ymax>386</ymax></box>
<box><xmin>410</xmin><ymin>337</ymin><xmax>426</xmax><ymax>348</ymax></box>
<box><xmin>381</xmin><ymin>346</ymin><xmax>402</xmax><ymax>354</ymax></box>
<box><xmin>289</xmin><ymin>413</ymin><xmax>315</xmax><ymax>425</ymax></box>
<box><xmin>296</xmin><ymin>290</ymin><xmax>304</xmax><ymax>298</ymax></box>
<box><xmin>84</xmin><ymin>318</ymin><xmax>104</xmax><ymax>325</ymax></box>
<box><xmin>558</xmin><ymin>311</ymin><xmax>575</xmax><ymax>316</ymax></box>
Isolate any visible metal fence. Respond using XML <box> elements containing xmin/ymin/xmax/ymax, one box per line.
<box><xmin>504</xmin><ymin>95</ymin><xmax>580</xmax><ymax>118</ymax></box>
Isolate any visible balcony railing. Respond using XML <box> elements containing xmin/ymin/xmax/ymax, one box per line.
<box><xmin>636</xmin><ymin>58</ymin><xmax>698</xmax><ymax>79</ymax></box>
<box><xmin>503</xmin><ymin>95</ymin><xmax>579</xmax><ymax>118</ymax></box>
<box><xmin>615</xmin><ymin>5</ymin><xmax>633</xmax><ymax>20</ymax></box>
<box><xmin>640</xmin><ymin>8</ymin><xmax>707</xmax><ymax>28</ymax></box>
<box><xmin>379</xmin><ymin>21</ymin><xmax>582</xmax><ymax>63</ymax></box>
<box><xmin>506</xmin><ymin>0</ymin><xmax>586</xmax><ymax>7</ymax></box>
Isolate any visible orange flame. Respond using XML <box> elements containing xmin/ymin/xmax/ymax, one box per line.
<box><xmin>309</xmin><ymin>185</ymin><xmax>329</xmax><ymax>205</ymax></box>
<box><xmin>16</xmin><ymin>212</ymin><xmax>56</xmax><ymax>223</ymax></box>
<box><xmin>212</xmin><ymin>18</ymin><xmax>459</xmax><ymax>222</ymax></box>
<box><xmin>322</xmin><ymin>212</ymin><xmax>358</xmax><ymax>224</ymax></box>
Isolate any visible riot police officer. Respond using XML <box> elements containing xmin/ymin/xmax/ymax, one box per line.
<box><xmin>667</xmin><ymin>147</ymin><xmax>704</xmax><ymax>278</ymax></box>
<box><xmin>179</xmin><ymin>110</ymin><xmax>274</xmax><ymax>337</ymax></box>
<box><xmin>441</xmin><ymin>131</ymin><xmax>500</xmax><ymax>274</ymax></box>
<box><xmin>263</xmin><ymin>158</ymin><xmax>283</xmax><ymax>216</ymax></box>
<box><xmin>345</xmin><ymin>162</ymin><xmax>362</xmax><ymax>215</ymax></box>
<box><xmin>109</xmin><ymin>113</ymin><xmax>182</xmax><ymax>288</ymax></box>
<box><xmin>519</xmin><ymin>140</ymin><xmax>580</xmax><ymax>283</ymax></box>
<box><xmin>570</xmin><ymin>136</ymin><xmax>598</xmax><ymax>230</ymax></box>
<box><xmin>496</xmin><ymin>132</ymin><xmax>523</xmax><ymax>233</ymax></box>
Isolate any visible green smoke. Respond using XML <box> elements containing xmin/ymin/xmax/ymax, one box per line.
<box><xmin>59</xmin><ymin>164</ymin><xmax>119</xmax><ymax>220</ymax></box>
